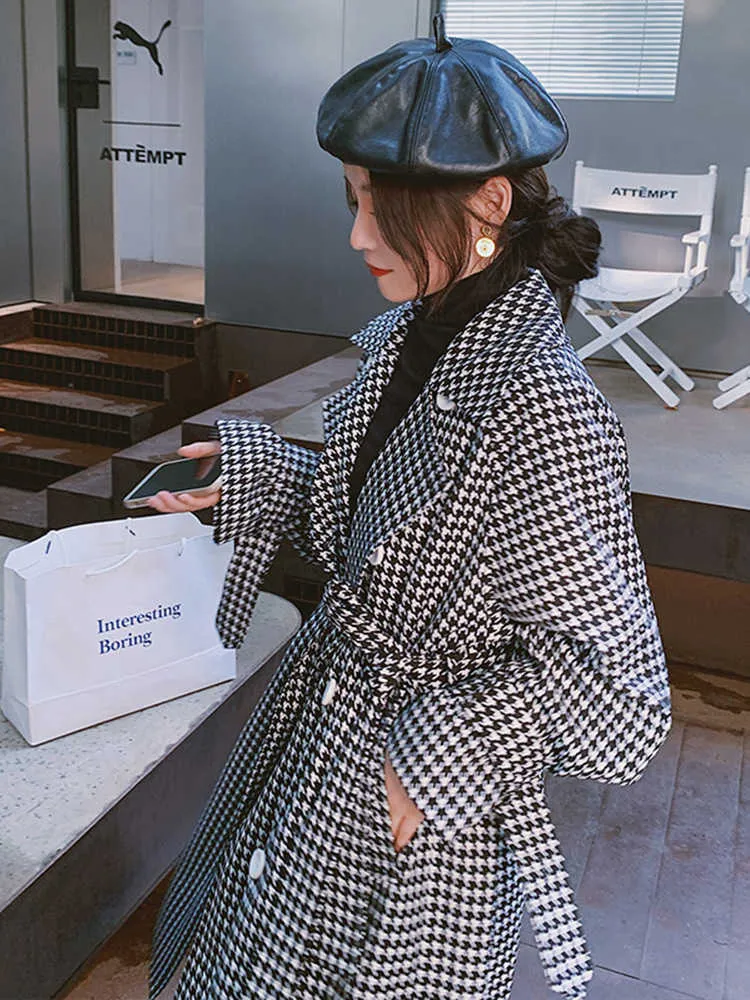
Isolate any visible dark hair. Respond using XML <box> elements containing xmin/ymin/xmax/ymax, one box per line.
<box><xmin>357</xmin><ymin>166</ymin><xmax>601</xmax><ymax>322</ymax></box>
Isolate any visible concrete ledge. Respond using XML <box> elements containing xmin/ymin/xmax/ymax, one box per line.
<box><xmin>0</xmin><ymin>487</ymin><xmax>46</xmax><ymax>540</ymax></box>
<box><xmin>634</xmin><ymin>493</ymin><xmax>750</xmax><ymax>584</ymax></box>
<box><xmin>46</xmin><ymin>459</ymin><xmax>114</xmax><ymax>529</ymax></box>
<box><xmin>647</xmin><ymin>565</ymin><xmax>750</xmax><ymax>677</ymax></box>
<box><xmin>183</xmin><ymin>347</ymin><xmax>360</xmax><ymax>440</ymax></box>
<box><xmin>0</xmin><ymin>571</ymin><xmax>301</xmax><ymax>1000</ymax></box>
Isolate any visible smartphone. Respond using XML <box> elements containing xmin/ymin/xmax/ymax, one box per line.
<box><xmin>123</xmin><ymin>455</ymin><xmax>222</xmax><ymax>509</ymax></box>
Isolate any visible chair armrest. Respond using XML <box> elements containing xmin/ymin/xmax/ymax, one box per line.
<box><xmin>682</xmin><ymin>229</ymin><xmax>710</xmax><ymax>245</ymax></box>
<box><xmin>682</xmin><ymin>229</ymin><xmax>711</xmax><ymax>280</ymax></box>
<box><xmin>730</xmin><ymin>233</ymin><xmax>750</xmax><ymax>248</ymax></box>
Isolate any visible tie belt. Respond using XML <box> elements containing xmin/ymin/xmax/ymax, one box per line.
<box><xmin>319</xmin><ymin>575</ymin><xmax>593</xmax><ymax>999</ymax></box>
<box><xmin>319</xmin><ymin>574</ymin><xmax>515</xmax><ymax>700</ymax></box>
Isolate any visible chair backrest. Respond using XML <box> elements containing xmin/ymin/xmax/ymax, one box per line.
<box><xmin>729</xmin><ymin>166</ymin><xmax>750</xmax><ymax>304</ymax></box>
<box><xmin>572</xmin><ymin>161</ymin><xmax>718</xmax><ymax>232</ymax></box>
<box><xmin>737</xmin><ymin>167</ymin><xmax>750</xmax><ymax>240</ymax></box>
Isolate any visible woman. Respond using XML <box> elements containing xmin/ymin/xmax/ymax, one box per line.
<box><xmin>147</xmin><ymin>16</ymin><xmax>671</xmax><ymax>1000</ymax></box>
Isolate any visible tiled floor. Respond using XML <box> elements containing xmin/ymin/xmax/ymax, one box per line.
<box><xmin>59</xmin><ymin>664</ymin><xmax>750</xmax><ymax>1000</ymax></box>
<box><xmin>510</xmin><ymin>689</ymin><xmax>750</xmax><ymax>1000</ymax></box>
<box><xmin>98</xmin><ymin>260</ymin><xmax>204</xmax><ymax>305</ymax></box>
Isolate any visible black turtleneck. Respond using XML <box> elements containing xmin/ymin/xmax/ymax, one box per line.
<box><xmin>348</xmin><ymin>266</ymin><xmax>501</xmax><ymax>518</ymax></box>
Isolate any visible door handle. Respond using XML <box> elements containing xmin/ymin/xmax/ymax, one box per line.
<box><xmin>68</xmin><ymin>66</ymin><xmax>111</xmax><ymax>110</ymax></box>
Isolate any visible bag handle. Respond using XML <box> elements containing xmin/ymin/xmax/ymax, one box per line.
<box><xmin>41</xmin><ymin>520</ymin><xmax>135</xmax><ymax>564</ymax></box>
<box><xmin>29</xmin><ymin>529</ymin><xmax>69</xmax><ymax>568</ymax></box>
<box><xmin>83</xmin><ymin>535</ymin><xmax>188</xmax><ymax>577</ymax></box>
<box><xmin>85</xmin><ymin>550</ymin><xmax>138</xmax><ymax>576</ymax></box>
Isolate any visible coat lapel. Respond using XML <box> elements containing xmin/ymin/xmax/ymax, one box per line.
<box><xmin>313</xmin><ymin>269</ymin><xmax>565</xmax><ymax>580</ymax></box>
<box><xmin>314</xmin><ymin>302</ymin><xmax>415</xmax><ymax>570</ymax></box>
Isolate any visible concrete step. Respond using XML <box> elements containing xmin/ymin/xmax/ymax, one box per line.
<box><xmin>0</xmin><ymin>429</ymin><xmax>116</xmax><ymax>491</ymax></box>
<box><xmin>109</xmin><ymin>425</ymin><xmax>183</xmax><ymax>507</ymax></box>
<box><xmin>32</xmin><ymin>304</ymin><xmax>211</xmax><ymax>359</ymax></box>
<box><xmin>0</xmin><ymin>302</ymin><xmax>36</xmax><ymax>346</ymax></box>
<box><xmin>0</xmin><ymin>339</ymin><xmax>202</xmax><ymax>403</ymax></box>
<box><xmin>0</xmin><ymin>377</ymin><xmax>174</xmax><ymax>448</ymax></box>
<box><xmin>46</xmin><ymin>458</ymin><xmax>114</xmax><ymax>529</ymax></box>
<box><xmin>0</xmin><ymin>485</ymin><xmax>47</xmax><ymax>539</ymax></box>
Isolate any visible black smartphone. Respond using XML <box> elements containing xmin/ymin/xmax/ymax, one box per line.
<box><xmin>122</xmin><ymin>455</ymin><xmax>222</xmax><ymax>509</ymax></box>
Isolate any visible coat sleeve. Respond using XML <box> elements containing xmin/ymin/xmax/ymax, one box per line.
<box><xmin>211</xmin><ymin>417</ymin><xmax>324</xmax><ymax>649</ymax></box>
<box><xmin>384</xmin><ymin>357</ymin><xmax>672</xmax><ymax>842</ymax></box>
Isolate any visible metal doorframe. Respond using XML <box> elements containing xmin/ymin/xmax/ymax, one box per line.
<box><xmin>63</xmin><ymin>0</ymin><xmax>204</xmax><ymax>315</ymax></box>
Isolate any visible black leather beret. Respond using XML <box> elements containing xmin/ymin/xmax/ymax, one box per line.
<box><xmin>316</xmin><ymin>13</ymin><xmax>568</xmax><ymax>179</ymax></box>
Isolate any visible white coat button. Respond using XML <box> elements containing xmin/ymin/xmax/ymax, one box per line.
<box><xmin>368</xmin><ymin>544</ymin><xmax>385</xmax><ymax>565</ymax></box>
<box><xmin>322</xmin><ymin>676</ymin><xmax>337</xmax><ymax>706</ymax></box>
<box><xmin>435</xmin><ymin>391</ymin><xmax>456</xmax><ymax>411</ymax></box>
<box><xmin>249</xmin><ymin>847</ymin><xmax>266</xmax><ymax>880</ymax></box>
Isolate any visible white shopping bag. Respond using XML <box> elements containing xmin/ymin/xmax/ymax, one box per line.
<box><xmin>2</xmin><ymin>513</ymin><xmax>237</xmax><ymax>745</ymax></box>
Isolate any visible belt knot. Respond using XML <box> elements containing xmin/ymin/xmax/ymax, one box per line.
<box><xmin>320</xmin><ymin>576</ymin><xmax>512</xmax><ymax>703</ymax></box>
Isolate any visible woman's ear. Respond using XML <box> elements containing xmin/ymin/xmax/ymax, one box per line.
<box><xmin>473</xmin><ymin>175</ymin><xmax>513</xmax><ymax>228</ymax></box>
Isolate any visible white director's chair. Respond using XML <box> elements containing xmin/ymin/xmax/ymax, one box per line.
<box><xmin>571</xmin><ymin>161</ymin><xmax>718</xmax><ymax>408</ymax></box>
<box><xmin>713</xmin><ymin>167</ymin><xmax>750</xmax><ymax>409</ymax></box>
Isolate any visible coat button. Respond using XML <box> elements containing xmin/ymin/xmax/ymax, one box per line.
<box><xmin>368</xmin><ymin>543</ymin><xmax>385</xmax><ymax>565</ymax></box>
<box><xmin>435</xmin><ymin>391</ymin><xmax>456</xmax><ymax>411</ymax></box>
<box><xmin>322</xmin><ymin>676</ymin><xmax>337</xmax><ymax>705</ymax></box>
<box><xmin>249</xmin><ymin>847</ymin><xmax>266</xmax><ymax>880</ymax></box>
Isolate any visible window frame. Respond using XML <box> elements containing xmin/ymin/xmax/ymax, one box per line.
<box><xmin>437</xmin><ymin>0</ymin><xmax>686</xmax><ymax>102</ymax></box>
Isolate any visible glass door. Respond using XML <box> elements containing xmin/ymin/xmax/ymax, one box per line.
<box><xmin>66</xmin><ymin>0</ymin><xmax>204</xmax><ymax>308</ymax></box>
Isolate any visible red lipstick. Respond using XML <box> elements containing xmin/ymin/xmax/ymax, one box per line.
<box><xmin>367</xmin><ymin>264</ymin><xmax>393</xmax><ymax>277</ymax></box>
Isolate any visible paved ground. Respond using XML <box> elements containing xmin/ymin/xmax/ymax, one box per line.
<box><xmin>58</xmin><ymin>663</ymin><xmax>750</xmax><ymax>1000</ymax></box>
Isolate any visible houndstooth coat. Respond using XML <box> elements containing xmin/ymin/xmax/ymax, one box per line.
<box><xmin>149</xmin><ymin>267</ymin><xmax>672</xmax><ymax>1000</ymax></box>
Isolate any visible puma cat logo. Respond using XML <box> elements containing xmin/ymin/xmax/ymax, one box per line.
<box><xmin>113</xmin><ymin>20</ymin><xmax>172</xmax><ymax>76</ymax></box>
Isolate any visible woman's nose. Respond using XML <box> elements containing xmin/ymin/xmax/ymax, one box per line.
<box><xmin>350</xmin><ymin>209</ymin><xmax>376</xmax><ymax>252</ymax></box>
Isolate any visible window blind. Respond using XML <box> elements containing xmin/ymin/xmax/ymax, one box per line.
<box><xmin>441</xmin><ymin>1</ymin><xmax>685</xmax><ymax>98</ymax></box>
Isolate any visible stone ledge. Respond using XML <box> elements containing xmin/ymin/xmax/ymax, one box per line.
<box><xmin>0</xmin><ymin>548</ymin><xmax>301</xmax><ymax>1000</ymax></box>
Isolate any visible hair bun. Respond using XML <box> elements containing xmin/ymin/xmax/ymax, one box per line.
<box><xmin>539</xmin><ymin>192</ymin><xmax>572</xmax><ymax>229</ymax></box>
<box><xmin>502</xmin><ymin>173</ymin><xmax>601</xmax><ymax>318</ymax></box>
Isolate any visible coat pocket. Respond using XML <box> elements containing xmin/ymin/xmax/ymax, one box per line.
<box><xmin>378</xmin><ymin>745</ymin><xmax>429</xmax><ymax>863</ymax></box>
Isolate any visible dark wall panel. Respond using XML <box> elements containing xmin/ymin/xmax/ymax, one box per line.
<box><xmin>0</xmin><ymin>0</ymin><xmax>32</xmax><ymax>306</ymax></box>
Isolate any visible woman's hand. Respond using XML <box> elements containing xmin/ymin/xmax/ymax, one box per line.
<box><xmin>384</xmin><ymin>749</ymin><xmax>425</xmax><ymax>852</ymax></box>
<box><xmin>146</xmin><ymin>440</ymin><xmax>222</xmax><ymax>513</ymax></box>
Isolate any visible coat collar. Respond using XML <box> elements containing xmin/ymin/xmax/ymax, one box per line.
<box><xmin>349</xmin><ymin>300</ymin><xmax>414</xmax><ymax>355</ymax></box>
<box><xmin>348</xmin><ymin>268</ymin><xmax>565</xmax><ymax>420</ymax></box>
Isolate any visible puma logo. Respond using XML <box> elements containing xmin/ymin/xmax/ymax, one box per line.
<box><xmin>113</xmin><ymin>20</ymin><xmax>172</xmax><ymax>76</ymax></box>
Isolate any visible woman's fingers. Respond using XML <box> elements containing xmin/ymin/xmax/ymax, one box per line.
<box><xmin>144</xmin><ymin>439</ymin><xmax>223</xmax><ymax>516</ymax></box>
<box><xmin>147</xmin><ymin>490</ymin><xmax>187</xmax><ymax>513</ymax></box>
<box><xmin>393</xmin><ymin>812</ymin><xmax>424</xmax><ymax>852</ymax></box>
<box><xmin>177</xmin><ymin>440</ymin><xmax>221</xmax><ymax>459</ymax></box>
<box><xmin>176</xmin><ymin>489</ymin><xmax>221</xmax><ymax>511</ymax></box>
<box><xmin>146</xmin><ymin>488</ymin><xmax>221</xmax><ymax>513</ymax></box>
<box><xmin>384</xmin><ymin>753</ymin><xmax>426</xmax><ymax>852</ymax></box>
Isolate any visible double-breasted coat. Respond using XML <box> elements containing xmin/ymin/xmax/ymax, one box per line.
<box><xmin>149</xmin><ymin>268</ymin><xmax>672</xmax><ymax>1000</ymax></box>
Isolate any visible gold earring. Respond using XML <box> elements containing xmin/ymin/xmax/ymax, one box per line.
<box><xmin>474</xmin><ymin>225</ymin><xmax>496</xmax><ymax>258</ymax></box>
